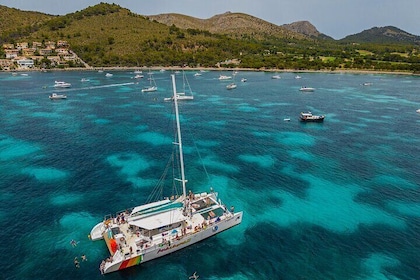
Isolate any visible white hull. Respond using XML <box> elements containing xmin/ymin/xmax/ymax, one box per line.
<box><xmin>141</xmin><ymin>86</ymin><xmax>157</xmax><ymax>92</ymax></box>
<box><xmin>100</xmin><ymin>211</ymin><xmax>242</xmax><ymax>274</ymax></box>
<box><xmin>299</xmin><ymin>87</ymin><xmax>315</xmax><ymax>92</ymax></box>
<box><xmin>164</xmin><ymin>95</ymin><xmax>194</xmax><ymax>101</ymax></box>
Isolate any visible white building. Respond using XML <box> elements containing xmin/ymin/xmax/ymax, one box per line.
<box><xmin>16</xmin><ymin>59</ymin><xmax>34</xmax><ymax>69</ymax></box>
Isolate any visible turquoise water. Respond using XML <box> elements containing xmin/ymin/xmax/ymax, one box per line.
<box><xmin>1</xmin><ymin>70</ymin><xmax>419</xmax><ymax>280</ymax></box>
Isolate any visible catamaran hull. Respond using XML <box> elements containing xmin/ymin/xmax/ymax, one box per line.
<box><xmin>103</xmin><ymin>212</ymin><xmax>243</xmax><ymax>274</ymax></box>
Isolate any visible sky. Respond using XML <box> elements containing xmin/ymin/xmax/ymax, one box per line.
<box><xmin>1</xmin><ymin>0</ymin><xmax>419</xmax><ymax>40</ymax></box>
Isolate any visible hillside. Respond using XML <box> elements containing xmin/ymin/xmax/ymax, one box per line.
<box><xmin>341</xmin><ymin>26</ymin><xmax>420</xmax><ymax>44</ymax></box>
<box><xmin>0</xmin><ymin>5</ymin><xmax>54</xmax><ymax>42</ymax></box>
<box><xmin>147</xmin><ymin>12</ymin><xmax>307</xmax><ymax>40</ymax></box>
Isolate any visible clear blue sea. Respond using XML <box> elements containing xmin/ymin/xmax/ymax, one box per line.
<box><xmin>1</xmin><ymin>70</ymin><xmax>419</xmax><ymax>280</ymax></box>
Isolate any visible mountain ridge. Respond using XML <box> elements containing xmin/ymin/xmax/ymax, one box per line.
<box><xmin>147</xmin><ymin>11</ymin><xmax>307</xmax><ymax>40</ymax></box>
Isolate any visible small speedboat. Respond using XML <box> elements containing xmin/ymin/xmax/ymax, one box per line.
<box><xmin>299</xmin><ymin>86</ymin><xmax>315</xmax><ymax>92</ymax></box>
<box><xmin>54</xmin><ymin>81</ymin><xmax>71</xmax><ymax>88</ymax></box>
<box><xmin>219</xmin><ymin>75</ymin><xmax>232</xmax><ymax>80</ymax></box>
<box><xmin>49</xmin><ymin>93</ymin><xmax>67</xmax><ymax>100</ymax></box>
<box><xmin>272</xmin><ymin>75</ymin><xmax>281</xmax><ymax>79</ymax></box>
<box><xmin>241</xmin><ymin>78</ymin><xmax>247</xmax><ymax>82</ymax></box>
<box><xmin>416</xmin><ymin>109</ymin><xmax>420</xmax><ymax>113</ymax></box>
<box><xmin>226</xmin><ymin>83</ymin><xmax>237</xmax><ymax>90</ymax></box>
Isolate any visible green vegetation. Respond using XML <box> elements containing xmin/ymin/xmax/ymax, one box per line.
<box><xmin>1</xmin><ymin>3</ymin><xmax>419</xmax><ymax>73</ymax></box>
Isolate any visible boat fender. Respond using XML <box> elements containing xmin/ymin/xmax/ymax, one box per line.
<box><xmin>120</xmin><ymin>237</ymin><xmax>125</xmax><ymax>242</ymax></box>
<box><xmin>212</xmin><ymin>226</ymin><xmax>218</xmax><ymax>232</ymax></box>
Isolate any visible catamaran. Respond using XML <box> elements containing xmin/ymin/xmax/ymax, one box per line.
<box><xmin>90</xmin><ymin>74</ymin><xmax>243</xmax><ymax>274</ymax></box>
<box><xmin>141</xmin><ymin>71</ymin><xmax>158</xmax><ymax>92</ymax></box>
<box><xmin>164</xmin><ymin>71</ymin><xmax>194</xmax><ymax>101</ymax></box>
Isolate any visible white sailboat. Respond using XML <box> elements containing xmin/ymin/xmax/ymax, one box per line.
<box><xmin>90</xmin><ymin>74</ymin><xmax>243</xmax><ymax>274</ymax></box>
<box><xmin>164</xmin><ymin>71</ymin><xmax>194</xmax><ymax>101</ymax></box>
<box><xmin>141</xmin><ymin>71</ymin><xmax>158</xmax><ymax>92</ymax></box>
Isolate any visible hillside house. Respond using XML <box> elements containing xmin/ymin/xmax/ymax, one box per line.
<box><xmin>22</xmin><ymin>48</ymin><xmax>36</xmax><ymax>56</ymax></box>
<box><xmin>16</xmin><ymin>59</ymin><xmax>34</xmax><ymax>68</ymax></box>
<box><xmin>45</xmin><ymin>41</ymin><xmax>56</xmax><ymax>49</ymax></box>
<box><xmin>32</xmin><ymin>42</ymin><xmax>42</xmax><ymax>48</ymax></box>
<box><xmin>39</xmin><ymin>48</ymin><xmax>53</xmax><ymax>56</ymax></box>
<box><xmin>5</xmin><ymin>49</ymin><xmax>19</xmax><ymax>59</ymax></box>
<box><xmin>3</xmin><ymin>43</ymin><xmax>14</xmax><ymax>49</ymax></box>
<box><xmin>16</xmin><ymin>42</ymin><xmax>29</xmax><ymax>50</ymax></box>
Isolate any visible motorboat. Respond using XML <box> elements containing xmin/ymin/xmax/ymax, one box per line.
<box><xmin>141</xmin><ymin>86</ymin><xmax>157</xmax><ymax>93</ymax></box>
<box><xmin>54</xmin><ymin>81</ymin><xmax>71</xmax><ymax>88</ymax></box>
<box><xmin>218</xmin><ymin>75</ymin><xmax>232</xmax><ymax>80</ymax></box>
<box><xmin>241</xmin><ymin>78</ymin><xmax>247</xmax><ymax>82</ymax></box>
<box><xmin>49</xmin><ymin>93</ymin><xmax>67</xmax><ymax>100</ymax></box>
<box><xmin>105</xmin><ymin>73</ymin><xmax>113</xmax><ymax>77</ymax></box>
<box><xmin>299</xmin><ymin>111</ymin><xmax>325</xmax><ymax>122</ymax></box>
<box><xmin>299</xmin><ymin>86</ymin><xmax>315</xmax><ymax>92</ymax></box>
<box><xmin>272</xmin><ymin>75</ymin><xmax>281</xmax><ymax>79</ymax></box>
<box><xmin>226</xmin><ymin>83</ymin><xmax>237</xmax><ymax>90</ymax></box>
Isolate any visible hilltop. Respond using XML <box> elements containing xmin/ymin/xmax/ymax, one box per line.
<box><xmin>341</xmin><ymin>26</ymin><xmax>420</xmax><ymax>44</ymax></box>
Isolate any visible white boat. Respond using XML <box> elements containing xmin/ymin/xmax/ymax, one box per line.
<box><xmin>134</xmin><ymin>74</ymin><xmax>144</xmax><ymax>79</ymax></box>
<box><xmin>54</xmin><ymin>81</ymin><xmax>71</xmax><ymax>88</ymax></box>
<box><xmin>295</xmin><ymin>75</ymin><xmax>302</xmax><ymax>79</ymax></box>
<box><xmin>362</xmin><ymin>82</ymin><xmax>373</xmax><ymax>86</ymax></box>
<box><xmin>299</xmin><ymin>86</ymin><xmax>315</xmax><ymax>92</ymax></box>
<box><xmin>90</xmin><ymin>74</ymin><xmax>243</xmax><ymax>274</ymax></box>
<box><xmin>81</xmin><ymin>78</ymin><xmax>90</xmax><ymax>82</ymax></box>
<box><xmin>105</xmin><ymin>73</ymin><xmax>113</xmax><ymax>77</ymax></box>
<box><xmin>193</xmin><ymin>72</ymin><xmax>202</xmax><ymax>77</ymax></box>
<box><xmin>142</xmin><ymin>72</ymin><xmax>158</xmax><ymax>92</ymax></box>
<box><xmin>218</xmin><ymin>75</ymin><xmax>232</xmax><ymax>80</ymax></box>
<box><xmin>164</xmin><ymin>71</ymin><xmax>194</xmax><ymax>101</ymax></box>
<box><xmin>241</xmin><ymin>78</ymin><xmax>247</xmax><ymax>82</ymax></box>
<box><xmin>49</xmin><ymin>93</ymin><xmax>67</xmax><ymax>100</ymax></box>
<box><xmin>272</xmin><ymin>74</ymin><xmax>281</xmax><ymax>79</ymax></box>
<box><xmin>416</xmin><ymin>109</ymin><xmax>420</xmax><ymax>113</ymax></box>
<box><xmin>299</xmin><ymin>111</ymin><xmax>325</xmax><ymax>122</ymax></box>
<box><xmin>226</xmin><ymin>83</ymin><xmax>237</xmax><ymax>90</ymax></box>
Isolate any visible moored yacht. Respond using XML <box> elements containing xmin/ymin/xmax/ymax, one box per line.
<box><xmin>54</xmin><ymin>81</ymin><xmax>71</xmax><ymax>88</ymax></box>
<box><xmin>299</xmin><ymin>111</ymin><xmax>325</xmax><ymax>122</ymax></box>
<box><xmin>90</xmin><ymin>75</ymin><xmax>243</xmax><ymax>274</ymax></box>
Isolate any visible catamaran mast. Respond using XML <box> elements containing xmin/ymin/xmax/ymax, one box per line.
<box><xmin>171</xmin><ymin>74</ymin><xmax>187</xmax><ymax>202</ymax></box>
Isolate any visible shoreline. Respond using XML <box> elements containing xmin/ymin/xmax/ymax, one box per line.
<box><xmin>2</xmin><ymin>66</ymin><xmax>419</xmax><ymax>76</ymax></box>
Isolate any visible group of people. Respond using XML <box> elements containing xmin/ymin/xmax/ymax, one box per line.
<box><xmin>73</xmin><ymin>255</ymin><xmax>87</xmax><ymax>269</ymax></box>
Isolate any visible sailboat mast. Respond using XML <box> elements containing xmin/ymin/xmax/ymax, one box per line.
<box><xmin>171</xmin><ymin>74</ymin><xmax>187</xmax><ymax>201</ymax></box>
